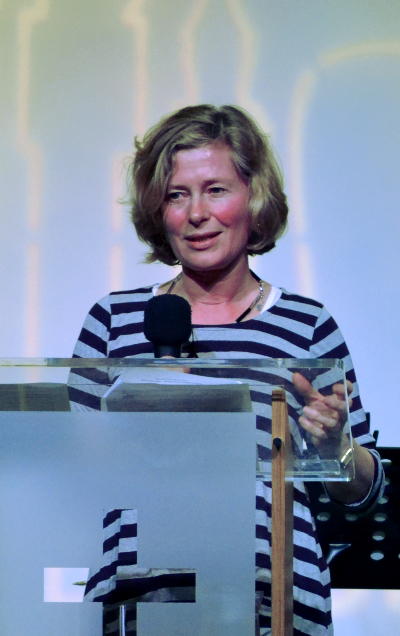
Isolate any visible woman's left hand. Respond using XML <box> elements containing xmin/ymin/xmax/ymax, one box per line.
<box><xmin>292</xmin><ymin>372</ymin><xmax>352</xmax><ymax>447</ymax></box>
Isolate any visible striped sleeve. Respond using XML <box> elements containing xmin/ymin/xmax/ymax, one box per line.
<box><xmin>73</xmin><ymin>296</ymin><xmax>112</xmax><ymax>358</ymax></box>
<box><xmin>68</xmin><ymin>296</ymin><xmax>112</xmax><ymax>410</ymax></box>
<box><xmin>310</xmin><ymin>305</ymin><xmax>384</xmax><ymax>511</ymax></box>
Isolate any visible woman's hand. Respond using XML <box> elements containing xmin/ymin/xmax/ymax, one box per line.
<box><xmin>292</xmin><ymin>372</ymin><xmax>376</xmax><ymax>503</ymax></box>
<box><xmin>292</xmin><ymin>372</ymin><xmax>352</xmax><ymax>447</ymax></box>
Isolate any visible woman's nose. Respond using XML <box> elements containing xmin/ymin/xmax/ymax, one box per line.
<box><xmin>188</xmin><ymin>195</ymin><xmax>210</xmax><ymax>224</ymax></box>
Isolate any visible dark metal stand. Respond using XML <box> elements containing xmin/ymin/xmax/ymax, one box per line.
<box><xmin>307</xmin><ymin>446</ymin><xmax>400</xmax><ymax>589</ymax></box>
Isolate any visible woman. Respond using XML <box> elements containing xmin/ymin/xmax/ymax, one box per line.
<box><xmin>72</xmin><ymin>105</ymin><xmax>383</xmax><ymax>635</ymax></box>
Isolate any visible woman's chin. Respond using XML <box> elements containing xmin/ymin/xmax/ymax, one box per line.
<box><xmin>179</xmin><ymin>254</ymin><xmax>248</xmax><ymax>276</ymax></box>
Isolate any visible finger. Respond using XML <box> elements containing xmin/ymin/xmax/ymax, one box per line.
<box><xmin>320</xmin><ymin>394</ymin><xmax>347</xmax><ymax>413</ymax></box>
<box><xmin>303</xmin><ymin>398</ymin><xmax>347</xmax><ymax>437</ymax></box>
<box><xmin>323</xmin><ymin>392</ymin><xmax>352</xmax><ymax>416</ymax></box>
<box><xmin>292</xmin><ymin>372</ymin><xmax>322</xmax><ymax>402</ymax></box>
<box><xmin>304</xmin><ymin>396</ymin><xmax>339</xmax><ymax>414</ymax></box>
<box><xmin>303</xmin><ymin>405</ymin><xmax>341</xmax><ymax>429</ymax></box>
<box><xmin>332</xmin><ymin>381</ymin><xmax>353</xmax><ymax>410</ymax></box>
<box><xmin>332</xmin><ymin>381</ymin><xmax>353</xmax><ymax>397</ymax></box>
<box><xmin>298</xmin><ymin>414</ymin><xmax>329</xmax><ymax>441</ymax></box>
<box><xmin>299</xmin><ymin>393</ymin><xmax>343</xmax><ymax>421</ymax></box>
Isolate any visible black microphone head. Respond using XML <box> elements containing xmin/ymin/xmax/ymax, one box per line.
<box><xmin>144</xmin><ymin>294</ymin><xmax>192</xmax><ymax>357</ymax></box>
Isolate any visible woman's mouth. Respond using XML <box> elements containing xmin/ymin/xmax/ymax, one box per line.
<box><xmin>185</xmin><ymin>231</ymin><xmax>221</xmax><ymax>246</ymax></box>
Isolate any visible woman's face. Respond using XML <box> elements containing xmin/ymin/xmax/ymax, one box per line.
<box><xmin>162</xmin><ymin>142</ymin><xmax>251</xmax><ymax>274</ymax></box>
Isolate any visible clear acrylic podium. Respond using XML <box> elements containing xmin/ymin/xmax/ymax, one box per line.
<box><xmin>0</xmin><ymin>358</ymin><xmax>353</xmax><ymax>636</ymax></box>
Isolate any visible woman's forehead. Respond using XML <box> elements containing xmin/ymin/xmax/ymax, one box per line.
<box><xmin>169</xmin><ymin>142</ymin><xmax>238</xmax><ymax>180</ymax></box>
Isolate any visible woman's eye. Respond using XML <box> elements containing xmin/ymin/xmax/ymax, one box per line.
<box><xmin>166</xmin><ymin>191</ymin><xmax>184</xmax><ymax>202</ymax></box>
<box><xmin>209</xmin><ymin>186</ymin><xmax>226</xmax><ymax>195</ymax></box>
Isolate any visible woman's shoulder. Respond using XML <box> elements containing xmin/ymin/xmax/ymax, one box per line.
<box><xmin>109</xmin><ymin>285</ymin><xmax>155</xmax><ymax>301</ymax></box>
<box><xmin>92</xmin><ymin>286</ymin><xmax>155</xmax><ymax>313</ymax></box>
<box><xmin>264</xmin><ymin>287</ymin><xmax>325</xmax><ymax>321</ymax></box>
<box><xmin>275</xmin><ymin>288</ymin><xmax>324</xmax><ymax>309</ymax></box>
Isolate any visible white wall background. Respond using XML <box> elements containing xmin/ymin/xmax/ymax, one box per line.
<box><xmin>1</xmin><ymin>1</ymin><xmax>399</xmax><ymax>632</ymax></box>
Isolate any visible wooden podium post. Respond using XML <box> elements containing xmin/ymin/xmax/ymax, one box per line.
<box><xmin>271</xmin><ymin>388</ymin><xmax>294</xmax><ymax>636</ymax></box>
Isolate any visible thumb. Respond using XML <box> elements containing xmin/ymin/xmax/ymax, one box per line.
<box><xmin>292</xmin><ymin>372</ymin><xmax>322</xmax><ymax>403</ymax></box>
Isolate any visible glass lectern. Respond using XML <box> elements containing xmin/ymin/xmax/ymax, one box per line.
<box><xmin>0</xmin><ymin>358</ymin><xmax>353</xmax><ymax>636</ymax></box>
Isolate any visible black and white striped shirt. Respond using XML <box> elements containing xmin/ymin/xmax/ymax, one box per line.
<box><xmin>71</xmin><ymin>285</ymin><xmax>383</xmax><ymax>636</ymax></box>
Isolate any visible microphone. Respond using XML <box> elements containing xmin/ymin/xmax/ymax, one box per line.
<box><xmin>144</xmin><ymin>294</ymin><xmax>192</xmax><ymax>358</ymax></box>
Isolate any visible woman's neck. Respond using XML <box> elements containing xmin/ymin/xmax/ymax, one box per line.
<box><xmin>165</xmin><ymin>262</ymin><xmax>269</xmax><ymax>325</ymax></box>
<box><xmin>179</xmin><ymin>263</ymin><xmax>254</xmax><ymax>304</ymax></box>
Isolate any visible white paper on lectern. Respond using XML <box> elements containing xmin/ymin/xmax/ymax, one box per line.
<box><xmin>101</xmin><ymin>367</ymin><xmax>252</xmax><ymax>413</ymax></box>
<box><xmin>105</xmin><ymin>366</ymin><xmax>244</xmax><ymax>389</ymax></box>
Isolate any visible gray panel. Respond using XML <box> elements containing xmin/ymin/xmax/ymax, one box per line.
<box><xmin>0</xmin><ymin>412</ymin><xmax>255</xmax><ymax>635</ymax></box>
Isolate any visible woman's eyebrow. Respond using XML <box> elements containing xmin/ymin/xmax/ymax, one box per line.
<box><xmin>168</xmin><ymin>177</ymin><xmax>232</xmax><ymax>189</ymax></box>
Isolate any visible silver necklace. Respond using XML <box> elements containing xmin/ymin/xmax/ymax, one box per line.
<box><xmin>166</xmin><ymin>271</ymin><xmax>264</xmax><ymax>323</ymax></box>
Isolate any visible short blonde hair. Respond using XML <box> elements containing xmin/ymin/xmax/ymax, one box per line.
<box><xmin>129</xmin><ymin>104</ymin><xmax>288</xmax><ymax>265</ymax></box>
